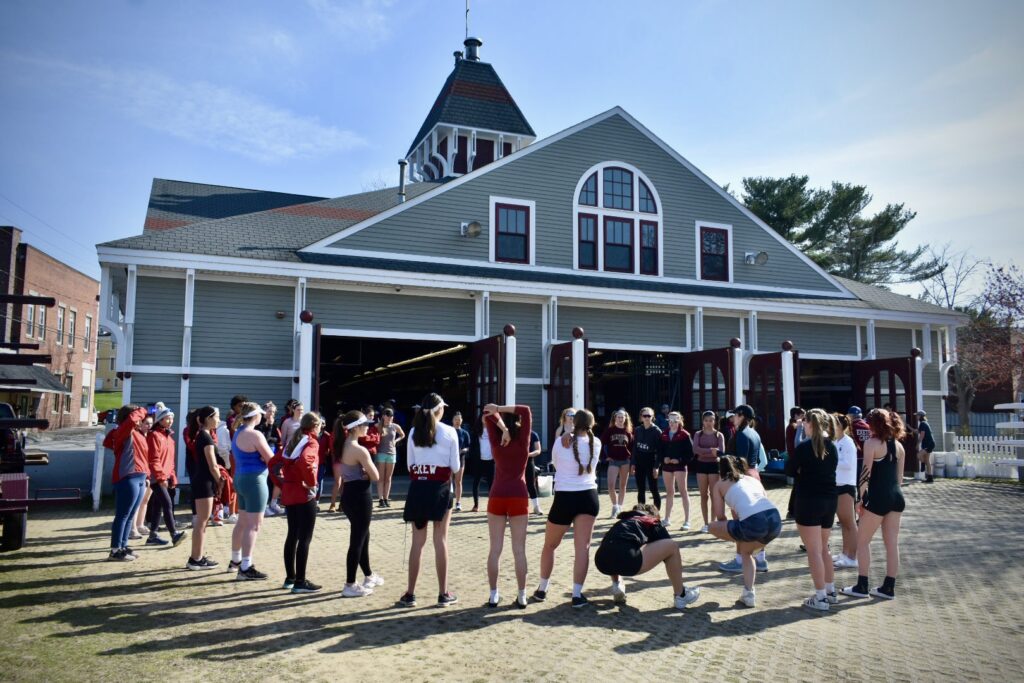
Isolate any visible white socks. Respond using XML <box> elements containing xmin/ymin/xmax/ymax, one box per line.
<box><xmin>738</xmin><ymin>550</ymin><xmax>768</xmax><ymax>563</ymax></box>
<box><xmin>517</xmin><ymin>589</ymin><xmax>527</xmax><ymax>604</ymax></box>
<box><xmin>572</xmin><ymin>582</ymin><xmax>583</xmax><ymax>598</ymax></box>
<box><xmin>538</xmin><ymin>577</ymin><xmax>550</xmax><ymax>592</ymax></box>
<box><xmin>489</xmin><ymin>589</ymin><xmax>500</xmax><ymax>604</ymax></box>
<box><xmin>825</xmin><ymin>582</ymin><xmax>835</xmax><ymax>594</ymax></box>
<box><xmin>231</xmin><ymin>549</ymin><xmax>242</xmax><ymax>563</ymax></box>
<box><xmin>815</xmin><ymin>588</ymin><xmax>826</xmax><ymax>601</ymax></box>
<box><xmin>241</xmin><ymin>556</ymin><xmax>252</xmax><ymax>571</ymax></box>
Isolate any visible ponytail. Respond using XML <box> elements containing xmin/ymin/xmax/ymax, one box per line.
<box><xmin>570</xmin><ymin>409</ymin><xmax>596</xmax><ymax>475</ymax></box>
<box><xmin>287</xmin><ymin>411</ymin><xmax>322</xmax><ymax>455</ymax></box>
<box><xmin>412</xmin><ymin>394</ymin><xmax>442</xmax><ymax>448</ymax></box>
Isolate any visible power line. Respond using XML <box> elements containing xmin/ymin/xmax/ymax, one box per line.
<box><xmin>0</xmin><ymin>205</ymin><xmax>99</xmax><ymax>276</ymax></box>
<box><xmin>0</xmin><ymin>192</ymin><xmax>95</xmax><ymax>252</ymax></box>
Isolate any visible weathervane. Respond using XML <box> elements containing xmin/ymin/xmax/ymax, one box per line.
<box><xmin>465</xmin><ymin>0</ymin><xmax>470</xmax><ymax>40</ymax></box>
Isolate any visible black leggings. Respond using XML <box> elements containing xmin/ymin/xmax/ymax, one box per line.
<box><xmin>146</xmin><ymin>482</ymin><xmax>178</xmax><ymax>534</ymax></box>
<box><xmin>635</xmin><ymin>464</ymin><xmax>661</xmax><ymax>509</ymax></box>
<box><xmin>473</xmin><ymin>459</ymin><xmax>495</xmax><ymax>507</ymax></box>
<box><xmin>284</xmin><ymin>499</ymin><xmax>317</xmax><ymax>583</ymax></box>
<box><xmin>525</xmin><ymin>457</ymin><xmax>538</xmax><ymax>499</ymax></box>
<box><xmin>341</xmin><ymin>480</ymin><xmax>372</xmax><ymax>584</ymax></box>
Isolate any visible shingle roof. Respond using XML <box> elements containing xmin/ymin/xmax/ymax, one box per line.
<box><xmin>760</xmin><ymin>276</ymin><xmax>963</xmax><ymax>318</ymax></box>
<box><xmin>406</xmin><ymin>58</ymin><xmax>535</xmax><ymax>156</ymax></box>
<box><xmin>0</xmin><ymin>365</ymin><xmax>70</xmax><ymax>394</ymax></box>
<box><xmin>101</xmin><ymin>182</ymin><xmax>441</xmax><ymax>261</ymax></box>
<box><xmin>142</xmin><ymin>178</ymin><xmax>325</xmax><ymax>232</ymax></box>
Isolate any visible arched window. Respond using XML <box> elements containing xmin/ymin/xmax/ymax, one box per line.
<box><xmin>573</xmin><ymin>162</ymin><xmax>663</xmax><ymax>276</ymax></box>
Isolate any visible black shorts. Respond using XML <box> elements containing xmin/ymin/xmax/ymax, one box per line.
<box><xmin>403</xmin><ymin>480</ymin><xmax>452</xmax><ymax>529</ymax></box>
<box><xmin>727</xmin><ymin>508</ymin><xmax>782</xmax><ymax>545</ymax></box>
<box><xmin>547</xmin><ymin>489</ymin><xmax>600</xmax><ymax>526</ymax></box>
<box><xmin>836</xmin><ymin>484</ymin><xmax>857</xmax><ymax>499</ymax></box>
<box><xmin>594</xmin><ymin>539</ymin><xmax>643</xmax><ymax>577</ymax></box>
<box><xmin>794</xmin><ymin>495</ymin><xmax>838</xmax><ymax>528</ymax></box>
<box><xmin>692</xmin><ymin>459</ymin><xmax>718</xmax><ymax>475</ymax></box>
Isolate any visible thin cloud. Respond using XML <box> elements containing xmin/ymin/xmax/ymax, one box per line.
<box><xmin>11</xmin><ymin>54</ymin><xmax>365</xmax><ymax>162</ymax></box>
<box><xmin>306</xmin><ymin>0</ymin><xmax>395</xmax><ymax>45</ymax></box>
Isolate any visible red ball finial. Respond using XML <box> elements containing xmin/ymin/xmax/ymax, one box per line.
<box><xmin>572</xmin><ymin>327</ymin><xmax>585</xmax><ymax>340</ymax></box>
<box><xmin>782</xmin><ymin>340</ymin><xmax>794</xmax><ymax>351</ymax></box>
<box><xmin>299</xmin><ymin>310</ymin><xmax>314</xmax><ymax>324</ymax></box>
<box><xmin>503</xmin><ymin>323</ymin><xmax>516</xmax><ymax>337</ymax></box>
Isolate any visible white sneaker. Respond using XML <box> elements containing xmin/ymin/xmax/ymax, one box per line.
<box><xmin>675</xmin><ymin>587</ymin><xmax>700</xmax><ymax>609</ymax></box>
<box><xmin>225</xmin><ymin>514</ymin><xmax>239</xmax><ymax>524</ymax></box>
<box><xmin>681</xmin><ymin>521</ymin><xmax>691</xmax><ymax>531</ymax></box>
<box><xmin>663</xmin><ymin>517</ymin><xmax>672</xmax><ymax>527</ymax></box>
<box><xmin>342</xmin><ymin>583</ymin><xmax>373</xmax><ymax>598</ymax></box>
<box><xmin>610</xmin><ymin>505</ymin><xmax>620</xmax><ymax>518</ymax></box>
<box><xmin>739</xmin><ymin>588</ymin><xmax>756</xmax><ymax>608</ymax></box>
<box><xmin>825</xmin><ymin>591</ymin><xmax>839</xmax><ymax>605</ymax></box>
<box><xmin>269</xmin><ymin>502</ymin><xmax>285</xmax><ymax>515</ymax></box>
<box><xmin>833</xmin><ymin>555</ymin><xmax>858</xmax><ymax>569</ymax></box>
<box><xmin>700</xmin><ymin>524</ymin><xmax>709</xmax><ymax>533</ymax></box>
<box><xmin>803</xmin><ymin>595</ymin><xmax>830</xmax><ymax>612</ymax></box>
<box><xmin>611</xmin><ymin>582</ymin><xmax>627</xmax><ymax>604</ymax></box>
<box><xmin>455</xmin><ymin>502</ymin><xmax>463</xmax><ymax>512</ymax></box>
<box><xmin>362</xmin><ymin>574</ymin><xmax>385</xmax><ymax>589</ymax></box>
<box><xmin>264</xmin><ymin>506</ymin><xmax>277</xmax><ymax>517</ymax></box>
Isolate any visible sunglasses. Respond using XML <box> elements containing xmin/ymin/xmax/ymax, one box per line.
<box><xmin>565</xmin><ymin>413</ymin><xmax>576</xmax><ymax>418</ymax></box>
<box><xmin>641</xmin><ymin>414</ymin><xmax>653</xmax><ymax>418</ymax></box>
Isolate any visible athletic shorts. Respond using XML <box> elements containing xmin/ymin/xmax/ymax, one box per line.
<box><xmin>403</xmin><ymin>480</ymin><xmax>452</xmax><ymax>529</ymax></box>
<box><xmin>794</xmin><ymin>495</ymin><xmax>837</xmax><ymax>528</ymax></box>
<box><xmin>727</xmin><ymin>508</ymin><xmax>782</xmax><ymax>546</ymax></box>
<box><xmin>547</xmin><ymin>489</ymin><xmax>599</xmax><ymax>526</ymax></box>
<box><xmin>692</xmin><ymin>459</ymin><xmax>719</xmax><ymax>475</ymax></box>
<box><xmin>234</xmin><ymin>471</ymin><xmax>269</xmax><ymax>513</ymax></box>
<box><xmin>488</xmin><ymin>496</ymin><xmax>529</xmax><ymax>517</ymax></box>
<box><xmin>836</xmin><ymin>484</ymin><xmax>857</xmax><ymax>499</ymax></box>
<box><xmin>661</xmin><ymin>462</ymin><xmax>689</xmax><ymax>473</ymax></box>
<box><xmin>606</xmin><ymin>459</ymin><xmax>630</xmax><ymax>469</ymax></box>
<box><xmin>594</xmin><ymin>538</ymin><xmax>643</xmax><ymax>577</ymax></box>
<box><xmin>375</xmin><ymin>453</ymin><xmax>397</xmax><ymax>465</ymax></box>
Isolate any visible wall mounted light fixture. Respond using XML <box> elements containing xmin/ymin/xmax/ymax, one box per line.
<box><xmin>460</xmin><ymin>220</ymin><xmax>482</xmax><ymax>237</ymax></box>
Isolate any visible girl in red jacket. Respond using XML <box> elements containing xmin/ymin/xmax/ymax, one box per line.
<box><xmin>105</xmin><ymin>405</ymin><xmax>150</xmax><ymax>561</ymax></box>
<box><xmin>271</xmin><ymin>411</ymin><xmax>324</xmax><ymax>594</ymax></box>
<box><xmin>145</xmin><ymin>406</ymin><xmax>186</xmax><ymax>547</ymax></box>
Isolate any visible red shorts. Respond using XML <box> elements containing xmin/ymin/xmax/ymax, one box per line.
<box><xmin>487</xmin><ymin>496</ymin><xmax>529</xmax><ymax>517</ymax></box>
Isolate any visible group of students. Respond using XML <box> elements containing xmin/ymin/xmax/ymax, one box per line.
<box><xmin>105</xmin><ymin>389</ymin><xmax>910</xmax><ymax>612</ymax></box>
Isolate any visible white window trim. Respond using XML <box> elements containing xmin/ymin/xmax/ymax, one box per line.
<box><xmin>68</xmin><ymin>309</ymin><xmax>77</xmax><ymax>348</ymax></box>
<box><xmin>488</xmin><ymin>196</ymin><xmax>537</xmax><ymax>266</ymax></box>
<box><xmin>572</xmin><ymin>161</ymin><xmax>664</xmax><ymax>276</ymax></box>
<box><xmin>84</xmin><ymin>314</ymin><xmax>93</xmax><ymax>352</ymax></box>
<box><xmin>695</xmin><ymin>221</ymin><xmax>734</xmax><ymax>284</ymax></box>
<box><xmin>56</xmin><ymin>305</ymin><xmax>66</xmax><ymax>346</ymax></box>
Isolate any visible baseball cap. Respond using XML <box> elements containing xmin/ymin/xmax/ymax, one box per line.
<box><xmin>847</xmin><ymin>406</ymin><xmax>863</xmax><ymax>417</ymax></box>
<box><xmin>731</xmin><ymin>404</ymin><xmax>755</xmax><ymax>419</ymax></box>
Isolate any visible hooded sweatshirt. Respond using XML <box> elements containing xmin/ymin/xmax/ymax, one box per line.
<box><xmin>105</xmin><ymin>407</ymin><xmax>150</xmax><ymax>484</ymax></box>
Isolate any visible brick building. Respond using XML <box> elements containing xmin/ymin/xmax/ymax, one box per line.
<box><xmin>1</xmin><ymin>226</ymin><xmax>99</xmax><ymax>426</ymax></box>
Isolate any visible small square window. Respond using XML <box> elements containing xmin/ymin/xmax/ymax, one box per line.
<box><xmin>579</xmin><ymin>173</ymin><xmax>597</xmax><ymax>206</ymax></box>
<box><xmin>603</xmin><ymin>168</ymin><xmax>633</xmax><ymax>210</ymax></box>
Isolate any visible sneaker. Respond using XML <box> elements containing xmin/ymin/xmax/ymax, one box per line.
<box><xmin>610</xmin><ymin>505</ymin><xmax>620</xmax><ymax>519</ymax></box>
<box><xmin>437</xmin><ymin>591</ymin><xmax>459</xmax><ymax>607</ymax></box>
<box><xmin>825</xmin><ymin>591</ymin><xmax>839</xmax><ymax>605</ymax></box>
<box><xmin>718</xmin><ymin>558</ymin><xmax>743</xmax><ymax>573</ymax></box>
<box><xmin>925</xmin><ymin>475</ymin><xmax>934</xmax><ymax>483</ymax></box>
<box><xmin>756</xmin><ymin>558</ymin><xmax>769</xmax><ymax>573</ymax></box>
<box><xmin>803</xmin><ymin>595</ymin><xmax>830</xmax><ymax>612</ymax></box>
<box><xmin>454</xmin><ymin>502</ymin><xmax>462</xmax><ymax>512</ymax></box>
<box><xmin>107</xmin><ymin>548</ymin><xmax>135</xmax><ymax>562</ymax></box>
<box><xmin>674</xmin><ymin>587</ymin><xmax>700</xmax><ymax>609</ymax></box>
<box><xmin>227</xmin><ymin>560</ymin><xmax>241</xmax><ymax>573</ymax></box>
<box><xmin>342</xmin><ymin>583</ymin><xmax>373</xmax><ymax>598</ymax></box>
<box><xmin>171</xmin><ymin>531</ymin><xmax>187</xmax><ymax>547</ymax></box>
<box><xmin>128</xmin><ymin>530</ymin><xmax>142</xmax><ymax>541</ymax></box>
<box><xmin>738</xmin><ymin>589</ymin><xmax>756</xmax><ymax>608</ymax></box>
<box><xmin>137</xmin><ymin>525</ymin><xmax>150</xmax><ymax>536</ymax></box>
<box><xmin>513</xmin><ymin>596</ymin><xmax>528</xmax><ymax>609</ymax></box>
<box><xmin>833</xmin><ymin>555</ymin><xmax>858</xmax><ymax>569</ymax></box>
<box><xmin>384</xmin><ymin>499</ymin><xmax>391</xmax><ymax>507</ymax></box>
<box><xmin>841</xmin><ymin>584</ymin><xmax>870</xmax><ymax>598</ymax></box>
<box><xmin>571</xmin><ymin>595</ymin><xmax>589</xmax><ymax>609</ymax></box>
<box><xmin>486</xmin><ymin>596</ymin><xmax>500</xmax><ymax>608</ymax></box>
<box><xmin>146</xmin><ymin>535</ymin><xmax>170</xmax><ymax>546</ymax></box>
<box><xmin>681</xmin><ymin>521</ymin><xmax>691</xmax><ymax>531</ymax></box>
<box><xmin>264</xmin><ymin>506</ymin><xmax>278</xmax><ymax>517</ymax></box>
<box><xmin>700</xmin><ymin>524</ymin><xmax>709</xmax><ymax>533</ymax></box>
<box><xmin>236</xmin><ymin>565</ymin><xmax>269</xmax><ymax>581</ymax></box>
<box><xmin>122</xmin><ymin>547</ymin><xmax>138</xmax><ymax>560</ymax></box>
<box><xmin>362</xmin><ymin>574</ymin><xmax>385</xmax><ymax>589</ymax></box>
<box><xmin>292</xmin><ymin>580</ymin><xmax>322</xmax><ymax>594</ymax></box>
<box><xmin>282</xmin><ymin>578</ymin><xmax>295</xmax><ymax>590</ymax></box>
<box><xmin>186</xmin><ymin>556</ymin><xmax>218</xmax><ymax>571</ymax></box>
<box><xmin>531</xmin><ymin>589</ymin><xmax>547</xmax><ymax>603</ymax></box>
<box><xmin>870</xmin><ymin>586</ymin><xmax>895</xmax><ymax>600</ymax></box>
<box><xmin>269</xmin><ymin>502</ymin><xmax>285</xmax><ymax>515</ymax></box>
<box><xmin>662</xmin><ymin>517</ymin><xmax>672</xmax><ymax>527</ymax></box>
<box><xmin>225</xmin><ymin>514</ymin><xmax>239</xmax><ymax>524</ymax></box>
<box><xmin>208</xmin><ymin>519</ymin><xmax>224</xmax><ymax>527</ymax></box>
<box><xmin>611</xmin><ymin>582</ymin><xmax>627</xmax><ymax>604</ymax></box>
<box><xmin>398</xmin><ymin>592</ymin><xmax>417</xmax><ymax>608</ymax></box>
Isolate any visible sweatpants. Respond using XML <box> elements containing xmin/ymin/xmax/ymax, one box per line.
<box><xmin>635</xmin><ymin>463</ymin><xmax>661</xmax><ymax>509</ymax></box>
<box><xmin>341</xmin><ymin>479</ymin><xmax>373</xmax><ymax>583</ymax></box>
<box><xmin>525</xmin><ymin>457</ymin><xmax>539</xmax><ymax>499</ymax></box>
<box><xmin>284</xmin><ymin>499</ymin><xmax>317</xmax><ymax>582</ymax></box>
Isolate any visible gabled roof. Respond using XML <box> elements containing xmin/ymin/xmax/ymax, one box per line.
<box><xmin>102</xmin><ymin>182</ymin><xmax>440</xmax><ymax>261</ymax></box>
<box><xmin>142</xmin><ymin>178</ymin><xmax>325</xmax><ymax>232</ymax></box>
<box><xmin>406</xmin><ymin>58</ymin><xmax>535</xmax><ymax>156</ymax></box>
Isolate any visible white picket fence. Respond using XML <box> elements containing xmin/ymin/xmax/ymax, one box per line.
<box><xmin>955</xmin><ymin>436</ymin><xmax>1021</xmax><ymax>480</ymax></box>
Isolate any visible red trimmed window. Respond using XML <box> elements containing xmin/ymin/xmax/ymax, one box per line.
<box><xmin>579</xmin><ymin>173</ymin><xmax>597</xmax><ymax>206</ymax></box>
<box><xmin>603</xmin><ymin>168</ymin><xmax>633</xmax><ymax>210</ymax></box>
<box><xmin>578</xmin><ymin>214</ymin><xmax>597</xmax><ymax>269</ymax></box>
<box><xmin>700</xmin><ymin>226</ymin><xmax>729</xmax><ymax>281</ymax></box>
<box><xmin>640</xmin><ymin>221</ymin><xmax>658</xmax><ymax>275</ymax></box>
<box><xmin>495</xmin><ymin>203</ymin><xmax>530</xmax><ymax>263</ymax></box>
<box><xmin>604</xmin><ymin>217</ymin><xmax>633</xmax><ymax>272</ymax></box>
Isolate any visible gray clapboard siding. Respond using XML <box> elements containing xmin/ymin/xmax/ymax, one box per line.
<box><xmin>922</xmin><ymin>395</ymin><xmax>943</xmax><ymax>424</ymax></box>
<box><xmin>923</xmin><ymin>364</ymin><xmax>942</xmax><ymax>391</ymax></box>
<box><xmin>875</xmin><ymin>327</ymin><xmax>913</xmax><ymax>359</ymax></box>
<box><xmin>190</xmin><ymin>280</ymin><xmax>294</xmax><ymax>369</ymax></box>
<box><xmin>514</xmin><ymin>383</ymin><xmax>544</xmax><ymax>447</ymax></box>
<box><xmin>129</xmin><ymin>373</ymin><xmax>182</xmax><ymax>417</ymax></box>
<box><xmin>557</xmin><ymin>305</ymin><xmax>685</xmax><ymax>347</ymax></box>
<box><xmin>333</xmin><ymin>114</ymin><xmax>841</xmax><ymax>293</ymax></box>
<box><xmin>186</xmin><ymin>375</ymin><xmax>293</xmax><ymax>415</ymax></box>
<box><xmin>703</xmin><ymin>315</ymin><xmax>740</xmax><ymax>349</ymax></box>
<box><xmin>306</xmin><ymin>288</ymin><xmax>476</xmax><ymax>337</ymax></box>
<box><xmin>133</xmin><ymin>276</ymin><xmax>185</xmax><ymax>365</ymax></box>
<box><xmin>489</xmin><ymin>301</ymin><xmax>543</xmax><ymax>377</ymax></box>
<box><xmin>759</xmin><ymin>319</ymin><xmax>857</xmax><ymax>356</ymax></box>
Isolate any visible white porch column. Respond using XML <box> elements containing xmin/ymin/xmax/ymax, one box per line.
<box><xmin>781</xmin><ymin>341</ymin><xmax>797</xmax><ymax>420</ymax></box>
<box><xmin>298</xmin><ymin>322</ymin><xmax>314</xmax><ymax>409</ymax></box>
<box><xmin>571</xmin><ymin>327</ymin><xmax>586</xmax><ymax>409</ymax></box>
<box><xmin>503</xmin><ymin>324</ymin><xmax>517</xmax><ymax>405</ymax></box>
<box><xmin>730</xmin><ymin>338</ymin><xmax>744</xmax><ymax>407</ymax></box>
<box><xmin>695</xmin><ymin>307</ymin><xmax>704</xmax><ymax>351</ymax></box>
<box><xmin>122</xmin><ymin>265</ymin><xmax>137</xmax><ymax>404</ymax></box>
<box><xmin>748</xmin><ymin>311</ymin><xmax>759</xmax><ymax>352</ymax></box>
<box><xmin>913</xmin><ymin>348</ymin><xmax>925</xmax><ymax>414</ymax></box>
<box><xmin>866</xmin><ymin>320</ymin><xmax>877</xmax><ymax>359</ymax></box>
<box><xmin>923</xmin><ymin>323</ymin><xmax>932</xmax><ymax>364</ymax></box>
<box><xmin>178</xmin><ymin>268</ymin><xmax>195</xmax><ymax>484</ymax></box>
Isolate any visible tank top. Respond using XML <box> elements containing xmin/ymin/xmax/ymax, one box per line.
<box><xmin>378</xmin><ymin>424</ymin><xmax>399</xmax><ymax>455</ymax></box>
<box><xmin>340</xmin><ymin>460</ymin><xmax>366</xmax><ymax>483</ymax></box>
<box><xmin>724</xmin><ymin>476</ymin><xmax>776</xmax><ymax>520</ymax></box>
<box><xmin>232</xmin><ymin>427</ymin><xmax>266</xmax><ymax>475</ymax></box>
<box><xmin>868</xmin><ymin>439</ymin><xmax>901</xmax><ymax>495</ymax></box>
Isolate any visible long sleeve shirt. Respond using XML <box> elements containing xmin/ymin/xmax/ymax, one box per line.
<box><xmin>600</xmin><ymin>425</ymin><xmax>634</xmax><ymax>463</ymax></box>
<box><xmin>105</xmin><ymin>407</ymin><xmax>150</xmax><ymax>483</ymax></box>
<box><xmin>485</xmin><ymin>406</ymin><xmax>532</xmax><ymax>498</ymax></box>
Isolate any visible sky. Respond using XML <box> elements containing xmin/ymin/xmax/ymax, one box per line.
<box><xmin>0</xmin><ymin>0</ymin><xmax>1021</xmax><ymax>300</ymax></box>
